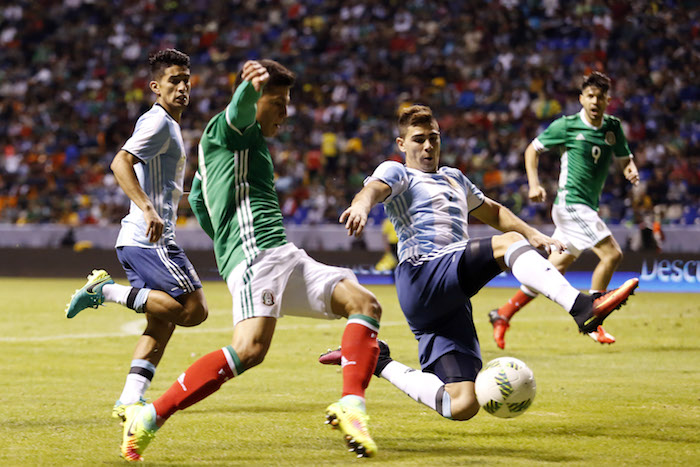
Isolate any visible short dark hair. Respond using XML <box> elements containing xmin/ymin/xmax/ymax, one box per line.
<box><xmin>398</xmin><ymin>105</ymin><xmax>436</xmax><ymax>137</ymax></box>
<box><xmin>234</xmin><ymin>59</ymin><xmax>296</xmax><ymax>92</ymax></box>
<box><xmin>149</xmin><ymin>49</ymin><xmax>190</xmax><ymax>80</ymax></box>
<box><xmin>581</xmin><ymin>71</ymin><xmax>611</xmax><ymax>94</ymax></box>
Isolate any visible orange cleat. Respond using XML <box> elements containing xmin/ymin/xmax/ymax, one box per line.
<box><xmin>488</xmin><ymin>310</ymin><xmax>510</xmax><ymax>350</ymax></box>
<box><xmin>579</xmin><ymin>278</ymin><xmax>639</xmax><ymax>333</ymax></box>
<box><xmin>587</xmin><ymin>325</ymin><xmax>616</xmax><ymax>344</ymax></box>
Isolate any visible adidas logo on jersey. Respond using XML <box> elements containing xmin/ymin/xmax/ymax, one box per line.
<box><xmin>576</xmin><ymin>133</ymin><xmax>586</xmax><ymax>141</ymax></box>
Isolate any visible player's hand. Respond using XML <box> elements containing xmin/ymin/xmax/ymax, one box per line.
<box><xmin>144</xmin><ymin>208</ymin><xmax>165</xmax><ymax>243</ymax></box>
<box><xmin>527</xmin><ymin>232</ymin><xmax>566</xmax><ymax>256</ymax></box>
<box><xmin>241</xmin><ymin>61</ymin><xmax>270</xmax><ymax>92</ymax></box>
<box><xmin>339</xmin><ymin>206</ymin><xmax>368</xmax><ymax>237</ymax></box>
<box><xmin>624</xmin><ymin>164</ymin><xmax>640</xmax><ymax>186</ymax></box>
<box><xmin>528</xmin><ymin>185</ymin><xmax>547</xmax><ymax>203</ymax></box>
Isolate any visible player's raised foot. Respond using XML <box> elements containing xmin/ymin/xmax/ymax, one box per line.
<box><xmin>325</xmin><ymin>399</ymin><xmax>377</xmax><ymax>458</ymax></box>
<box><xmin>121</xmin><ymin>403</ymin><xmax>158</xmax><ymax>462</ymax></box>
<box><xmin>112</xmin><ymin>398</ymin><xmax>147</xmax><ymax>425</ymax></box>
<box><xmin>65</xmin><ymin>269</ymin><xmax>114</xmax><ymax>318</ymax></box>
<box><xmin>488</xmin><ymin>310</ymin><xmax>509</xmax><ymax>350</ymax></box>
<box><xmin>577</xmin><ymin>278</ymin><xmax>639</xmax><ymax>334</ymax></box>
<box><xmin>318</xmin><ymin>340</ymin><xmax>392</xmax><ymax>377</ymax></box>
<box><xmin>587</xmin><ymin>325</ymin><xmax>616</xmax><ymax>344</ymax></box>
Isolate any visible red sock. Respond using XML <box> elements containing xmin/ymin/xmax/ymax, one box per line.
<box><xmin>341</xmin><ymin>316</ymin><xmax>380</xmax><ymax>398</ymax></box>
<box><xmin>498</xmin><ymin>289</ymin><xmax>535</xmax><ymax>321</ymax></box>
<box><xmin>153</xmin><ymin>346</ymin><xmax>240</xmax><ymax>422</ymax></box>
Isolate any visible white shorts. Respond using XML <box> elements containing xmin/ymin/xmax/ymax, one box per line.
<box><xmin>225</xmin><ymin>243</ymin><xmax>356</xmax><ymax>325</ymax></box>
<box><xmin>551</xmin><ymin>204</ymin><xmax>612</xmax><ymax>258</ymax></box>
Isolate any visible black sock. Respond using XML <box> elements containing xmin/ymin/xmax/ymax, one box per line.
<box><xmin>569</xmin><ymin>293</ymin><xmax>593</xmax><ymax>329</ymax></box>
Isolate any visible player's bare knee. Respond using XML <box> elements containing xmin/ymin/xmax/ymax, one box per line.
<box><xmin>450</xmin><ymin>397</ymin><xmax>480</xmax><ymax>421</ymax></box>
<box><xmin>233</xmin><ymin>343</ymin><xmax>268</xmax><ymax>370</ymax></box>
<box><xmin>492</xmin><ymin>231</ymin><xmax>526</xmax><ymax>260</ymax></box>
<box><xmin>358</xmin><ymin>294</ymin><xmax>382</xmax><ymax>321</ymax></box>
<box><xmin>608</xmin><ymin>248</ymin><xmax>623</xmax><ymax>267</ymax></box>
<box><xmin>179</xmin><ymin>303</ymin><xmax>208</xmax><ymax>327</ymax></box>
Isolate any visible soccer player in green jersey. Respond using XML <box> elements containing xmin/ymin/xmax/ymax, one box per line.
<box><xmin>489</xmin><ymin>71</ymin><xmax>640</xmax><ymax>349</ymax></box>
<box><xmin>120</xmin><ymin>60</ymin><xmax>382</xmax><ymax>461</ymax></box>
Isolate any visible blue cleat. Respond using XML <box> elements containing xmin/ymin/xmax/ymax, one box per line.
<box><xmin>65</xmin><ymin>269</ymin><xmax>114</xmax><ymax>318</ymax></box>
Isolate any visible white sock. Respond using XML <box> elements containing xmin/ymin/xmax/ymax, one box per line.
<box><xmin>506</xmin><ymin>240</ymin><xmax>580</xmax><ymax>312</ymax></box>
<box><xmin>102</xmin><ymin>283</ymin><xmax>131</xmax><ymax>306</ymax></box>
<box><xmin>118</xmin><ymin>359</ymin><xmax>156</xmax><ymax>404</ymax></box>
<box><xmin>380</xmin><ymin>361</ymin><xmax>452</xmax><ymax>418</ymax></box>
<box><xmin>520</xmin><ymin>285</ymin><xmax>538</xmax><ymax>297</ymax></box>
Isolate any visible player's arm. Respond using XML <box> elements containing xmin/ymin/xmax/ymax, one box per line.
<box><xmin>110</xmin><ymin>149</ymin><xmax>164</xmax><ymax>242</ymax></box>
<box><xmin>617</xmin><ymin>156</ymin><xmax>640</xmax><ymax>186</ymax></box>
<box><xmin>471</xmin><ymin>197</ymin><xmax>564</xmax><ymax>255</ymax></box>
<box><xmin>226</xmin><ymin>61</ymin><xmax>270</xmax><ymax>132</ymax></box>
<box><xmin>340</xmin><ymin>180</ymin><xmax>391</xmax><ymax>237</ymax></box>
<box><xmin>188</xmin><ymin>174</ymin><xmax>215</xmax><ymax>239</ymax></box>
<box><xmin>524</xmin><ymin>142</ymin><xmax>547</xmax><ymax>202</ymax></box>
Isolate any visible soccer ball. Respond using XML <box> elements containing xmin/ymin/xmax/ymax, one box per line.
<box><xmin>474</xmin><ymin>357</ymin><xmax>536</xmax><ymax>418</ymax></box>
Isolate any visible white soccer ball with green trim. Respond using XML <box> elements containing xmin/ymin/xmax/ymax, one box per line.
<box><xmin>475</xmin><ymin>357</ymin><xmax>536</xmax><ymax>418</ymax></box>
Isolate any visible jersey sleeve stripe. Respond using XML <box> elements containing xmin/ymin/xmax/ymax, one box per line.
<box><xmin>532</xmin><ymin>138</ymin><xmax>546</xmax><ymax>152</ymax></box>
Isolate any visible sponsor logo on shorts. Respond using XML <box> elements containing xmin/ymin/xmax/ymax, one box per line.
<box><xmin>261</xmin><ymin>289</ymin><xmax>275</xmax><ymax>306</ymax></box>
<box><xmin>605</xmin><ymin>131</ymin><xmax>616</xmax><ymax>145</ymax></box>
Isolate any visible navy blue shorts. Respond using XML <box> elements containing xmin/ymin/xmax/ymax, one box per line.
<box><xmin>395</xmin><ymin>238</ymin><xmax>502</xmax><ymax>382</ymax></box>
<box><xmin>116</xmin><ymin>244</ymin><xmax>202</xmax><ymax>298</ymax></box>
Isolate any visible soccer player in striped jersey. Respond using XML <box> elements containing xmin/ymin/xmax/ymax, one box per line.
<box><xmin>120</xmin><ymin>60</ymin><xmax>382</xmax><ymax>461</ymax></box>
<box><xmin>325</xmin><ymin>104</ymin><xmax>637</xmax><ymax>424</ymax></box>
<box><xmin>64</xmin><ymin>49</ymin><xmax>208</xmax><ymax>422</ymax></box>
<box><xmin>489</xmin><ymin>71</ymin><xmax>640</xmax><ymax>349</ymax></box>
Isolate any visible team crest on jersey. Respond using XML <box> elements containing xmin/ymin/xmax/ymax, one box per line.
<box><xmin>261</xmin><ymin>289</ymin><xmax>275</xmax><ymax>306</ymax></box>
<box><xmin>605</xmin><ymin>131</ymin><xmax>616</xmax><ymax>145</ymax></box>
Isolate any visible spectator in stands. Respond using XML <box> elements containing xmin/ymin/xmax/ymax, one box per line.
<box><xmin>0</xmin><ymin>1</ymin><xmax>697</xmax><ymax>228</ymax></box>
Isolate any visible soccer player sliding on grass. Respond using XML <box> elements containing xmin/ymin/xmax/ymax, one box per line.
<box><xmin>320</xmin><ymin>104</ymin><xmax>638</xmax><ymax>422</ymax></box>
<box><xmin>488</xmin><ymin>71</ymin><xmax>640</xmax><ymax>349</ymax></box>
<box><xmin>119</xmin><ymin>60</ymin><xmax>383</xmax><ymax>462</ymax></box>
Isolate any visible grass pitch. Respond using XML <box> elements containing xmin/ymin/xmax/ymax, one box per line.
<box><xmin>1</xmin><ymin>277</ymin><xmax>698</xmax><ymax>465</ymax></box>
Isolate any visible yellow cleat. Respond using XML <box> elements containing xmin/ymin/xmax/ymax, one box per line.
<box><xmin>121</xmin><ymin>404</ymin><xmax>157</xmax><ymax>462</ymax></box>
<box><xmin>112</xmin><ymin>398</ymin><xmax>146</xmax><ymax>425</ymax></box>
<box><xmin>325</xmin><ymin>401</ymin><xmax>377</xmax><ymax>458</ymax></box>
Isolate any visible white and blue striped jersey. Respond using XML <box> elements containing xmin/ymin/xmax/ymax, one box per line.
<box><xmin>115</xmin><ymin>104</ymin><xmax>186</xmax><ymax>248</ymax></box>
<box><xmin>367</xmin><ymin>161</ymin><xmax>485</xmax><ymax>264</ymax></box>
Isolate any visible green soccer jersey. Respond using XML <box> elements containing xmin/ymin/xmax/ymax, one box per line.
<box><xmin>189</xmin><ymin>81</ymin><xmax>286</xmax><ymax>280</ymax></box>
<box><xmin>533</xmin><ymin>109</ymin><xmax>632</xmax><ymax>210</ymax></box>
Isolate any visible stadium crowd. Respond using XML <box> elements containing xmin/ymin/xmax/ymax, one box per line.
<box><xmin>0</xmin><ymin>0</ymin><xmax>698</xmax><ymax>230</ymax></box>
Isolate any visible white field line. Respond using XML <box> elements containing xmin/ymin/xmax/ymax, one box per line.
<box><xmin>0</xmin><ymin>316</ymin><xmax>409</xmax><ymax>343</ymax></box>
<box><xmin>0</xmin><ymin>306</ymin><xmax>644</xmax><ymax>343</ymax></box>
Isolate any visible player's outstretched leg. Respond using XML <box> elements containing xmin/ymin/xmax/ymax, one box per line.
<box><xmin>319</xmin><ymin>340</ymin><xmax>392</xmax><ymax>377</ymax></box>
<box><xmin>572</xmin><ymin>278</ymin><xmax>639</xmax><ymax>334</ymax></box>
<box><xmin>121</xmin><ymin>403</ymin><xmax>159</xmax><ymax>462</ymax></box>
<box><xmin>65</xmin><ymin>269</ymin><xmax>114</xmax><ymax>318</ymax></box>
<box><xmin>325</xmin><ymin>399</ymin><xmax>377</xmax><ymax>458</ymax></box>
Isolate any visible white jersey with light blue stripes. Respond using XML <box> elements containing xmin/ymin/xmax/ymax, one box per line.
<box><xmin>116</xmin><ymin>104</ymin><xmax>186</xmax><ymax>248</ymax></box>
<box><xmin>367</xmin><ymin>161</ymin><xmax>485</xmax><ymax>264</ymax></box>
